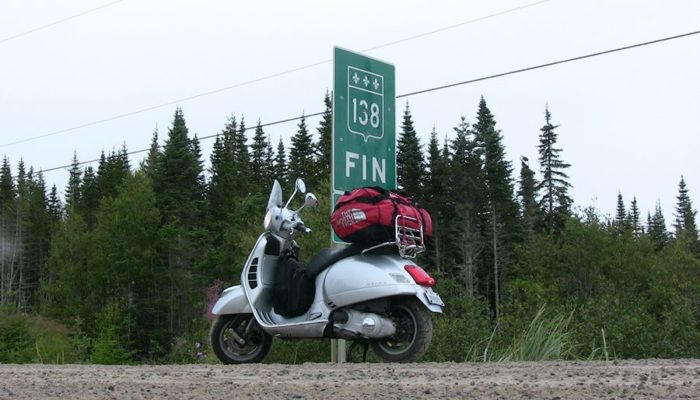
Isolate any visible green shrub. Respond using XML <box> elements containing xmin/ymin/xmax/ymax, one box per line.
<box><xmin>0</xmin><ymin>308</ymin><xmax>34</xmax><ymax>363</ymax></box>
<box><xmin>90</xmin><ymin>302</ymin><xmax>134</xmax><ymax>364</ymax></box>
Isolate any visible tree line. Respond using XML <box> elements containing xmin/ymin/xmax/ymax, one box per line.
<box><xmin>1</xmin><ymin>92</ymin><xmax>698</xmax><ymax>363</ymax></box>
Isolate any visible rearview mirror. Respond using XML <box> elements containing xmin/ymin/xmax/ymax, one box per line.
<box><xmin>295</xmin><ymin>178</ymin><xmax>306</xmax><ymax>194</ymax></box>
<box><xmin>304</xmin><ymin>193</ymin><xmax>319</xmax><ymax>209</ymax></box>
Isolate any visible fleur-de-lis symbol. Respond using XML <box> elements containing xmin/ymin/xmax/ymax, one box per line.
<box><xmin>373</xmin><ymin>78</ymin><xmax>380</xmax><ymax>91</ymax></box>
<box><xmin>352</xmin><ymin>72</ymin><xmax>360</xmax><ymax>84</ymax></box>
<box><xmin>363</xmin><ymin>75</ymin><xmax>370</xmax><ymax>87</ymax></box>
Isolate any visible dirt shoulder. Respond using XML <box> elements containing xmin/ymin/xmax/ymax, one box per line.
<box><xmin>1</xmin><ymin>359</ymin><xmax>699</xmax><ymax>399</ymax></box>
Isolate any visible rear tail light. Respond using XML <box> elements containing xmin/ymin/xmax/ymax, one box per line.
<box><xmin>404</xmin><ymin>265</ymin><xmax>435</xmax><ymax>287</ymax></box>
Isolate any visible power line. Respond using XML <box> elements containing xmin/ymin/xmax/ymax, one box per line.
<box><xmin>0</xmin><ymin>0</ymin><xmax>126</xmax><ymax>45</ymax></box>
<box><xmin>397</xmin><ymin>29</ymin><xmax>700</xmax><ymax>98</ymax></box>
<box><xmin>0</xmin><ymin>0</ymin><xmax>549</xmax><ymax>149</ymax></box>
<box><xmin>38</xmin><ymin>28</ymin><xmax>700</xmax><ymax>175</ymax></box>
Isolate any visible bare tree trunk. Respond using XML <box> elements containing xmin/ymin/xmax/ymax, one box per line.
<box><xmin>1</xmin><ymin>213</ymin><xmax>5</xmax><ymax>306</ymax></box>
<box><xmin>492</xmin><ymin>206</ymin><xmax>500</xmax><ymax>322</ymax></box>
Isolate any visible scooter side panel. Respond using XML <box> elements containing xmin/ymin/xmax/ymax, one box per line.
<box><xmin>324</xmin><ymin>255</ymin><xmax>419</xmax><ymax>307</ymax></box>
<box><xmin>212</xmin><ymin>285</ymin><xmax>251</xmax><ymax>315</ymax></box>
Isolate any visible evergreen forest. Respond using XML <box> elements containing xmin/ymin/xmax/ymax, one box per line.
<box><xmin>1</xmin><ymin>93</ymin><xmax>699</xmax><ymax>364</ymax></box>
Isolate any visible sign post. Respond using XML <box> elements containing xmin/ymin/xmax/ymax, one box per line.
<box><xmin>330</xmin><ymin>47</ymin><xmax>396</xmax><ymax>361</ymax></box>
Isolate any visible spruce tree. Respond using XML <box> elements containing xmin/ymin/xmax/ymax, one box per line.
<box><xmin>517</xmin><ymin>156</ymin><xmax>539</xmax><ymax>237</ymax></box>
<box><xmin>273</xmin><ymin>138</ymin><xmax>288</xmax><ymax>185</ymax></box>
<box><xmin>647</xmin><ymin>201</ymin><xmax>669</xmax><ymax>250</ymax></box>
<box><xmin>153</xmin><ymin>107</ymin><xmax>206</xmax><ymax>335</ymax></box>
<box><xmin>25</xmin><ymin>170</ymin><xmax>51</xmax><ymax>309</ymax></box>
<box><xmin>628</xmin><ymin>197</ymin><xmax>642</xmax><ymax>237</ymax></box>
<box><xmin>536</xmin><ymin>105</ymin><xmax>572</xmax><ymax>232</ymax></box>
<box><xmin>251</xmin><ymin>121</ymin><xmax>272</xmax><ymax>189</ymax></box>
<box><xmin>472</xmin><ymin>96</ymin><xmax>518</xmax><ymax>318</ymax></box>
<box><xmin>208</xmin><ymin>116</ymin><xmax>238</xmax><ymax>225</ymax></box>
<box><xmin>0</xmin><ymin>156</ymin><xmax>14</xmax><ymax>208</ymax></box>
<box><xmin>78</xmin><ymin>166</ymin><xmax>100</xmax><ymax>230</ymax></box>
<box><xmin>425</xmin><ymin>127</ymin><xmax>449</xmax><ymax>272</ymax></box>
<box><xmin>396</xmin><ymin>103</ymin><xmax>424</xmax><ymax>196</ymax></box>
<box><xmin>155</xmin><ymin>108</ymin><xmax>205</xmax><ymax>227</ymax></box>
<box><xmin>316</xmin><ymin>91</ymin><xmax>333</xmax><ymax>183</ymax></box>
<box><xmin>141</xmin><ymin>129</ymin><xmax>160</xmax><ymax>178</ymax></box>
<box><xmin>233</xmin><ymin>117</ymin><xmax>251</xmax><ymax>196</ymax></box>
<box><xmin>64</xmin><ymin>152</ymin><xmax>82</xmax><ymax>215</ymax></box>
<box><xmin>615</xmin><ymin>192</ymin><xmax>628</xmax><ymax>231</ymax></box>
<box><xmin>96</xmin><ymin>147</ymin><xmax>131</xmax><ymax>200</ymax></box>
<box><xmin>673</xmin><ymin>176</ymin><xmax>699</xmax><ymax>251</ymax></box>
<box><xmin>289</xmin><ymin>115</ymin><xmax>316</xmax><ymax>186</ymax></box>
<box><xmin>47</xmin><ymin>184</ymin><xmax>62</xmax><ymax>222</ymax></box>
<box><xmin>448</xmin><ymin>116</ymin><xmax>486</xmax><ymax>290</ymax></box>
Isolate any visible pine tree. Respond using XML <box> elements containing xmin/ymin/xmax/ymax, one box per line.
<box><xmin>517</xmin><ymin>156</ymin><xmax>539</xmax><ymax>237</ymax></box>
<box><xmin>316</xmin><ymin>91</ymin><xmax>333</xmax><ymax>182</ymax></box>
<box><xmin>647</xmin><ymin>201</ymin><xmax>669</xmax><ymax>251</ymax></box>
<box><xmin>289</xmin><ymin>115</ymin><xmax>316</xmax><ymax>186</ymax></box>
<box><xmin>396</xmin><ymin>103</ymin><xmax>424</xmax><ymax>196</ymax></box>
<box><xmin>673</xmin><ymin>176</ymin><xmax>698</xmax><ymax>252</ymax></box>
<box><xmin>536</xmin><ymin>105</ymin><xmax>572</xmax><ymax>232</ymax></box>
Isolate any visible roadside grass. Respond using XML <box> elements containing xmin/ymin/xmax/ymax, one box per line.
<box><xmin>0</xmin><ymin>307</ymin><xmax>84</xmax><ymax>364</ymax></box>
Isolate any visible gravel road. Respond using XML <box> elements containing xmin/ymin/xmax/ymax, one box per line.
<box><xmin>1</xmin><ymin>360</ymin><xmax>699</xmax><ymax>399</ymax></box>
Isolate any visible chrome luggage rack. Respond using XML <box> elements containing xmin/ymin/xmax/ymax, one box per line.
<box><xmin>362</xmin><ymin>214</ymin><xmax>426</xmax><ymax>259</ymax></box>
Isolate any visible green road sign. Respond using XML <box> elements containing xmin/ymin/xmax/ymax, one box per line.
<box><xmin>332</xmin><ymin>47</ymin><xmax>396</xmax><ymax>243</ymax></box>
<box><xmin>332</xmin><ymin>48</ymin><xmax>395</xmax><ymax>192</ymax></box>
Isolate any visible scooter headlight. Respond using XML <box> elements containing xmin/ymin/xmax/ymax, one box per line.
<box><xmin>263</xmin><ymin>209</ymin><xmax>273</xmax><ymax>230</ymax></box>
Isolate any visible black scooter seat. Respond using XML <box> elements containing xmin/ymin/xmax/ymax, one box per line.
<box><xmin>307</xmin><ymin>244</ymin><xmax>365</xmax><ymax>278</ymax></box>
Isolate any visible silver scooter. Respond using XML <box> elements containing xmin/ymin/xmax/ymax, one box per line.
<box><xmin>210</xmin><ymin>178</ymin><xmax>444</xmax><ymax>363</ymax></box>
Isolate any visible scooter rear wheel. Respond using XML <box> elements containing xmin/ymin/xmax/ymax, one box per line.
<box><xmin>370</xmin><ymin>297</ymin><xmax>433</xmax><ymax>363</ymax></box>
<box><xmin>211</xmin><ymin>314</ymin><xmax>272</xmax><ymax>364</ymax></box>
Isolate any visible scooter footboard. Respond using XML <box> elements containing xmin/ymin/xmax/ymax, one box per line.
<box><xmin>212</xmin><ymin>285</ymin><xmax>252</xmax><ymax>315</ymax></box>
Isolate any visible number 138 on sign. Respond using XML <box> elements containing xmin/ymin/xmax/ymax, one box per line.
<box><xmin>347</xmin><ymin>66</ymin><xmax>384</xmax><ymax>142</ymax></box>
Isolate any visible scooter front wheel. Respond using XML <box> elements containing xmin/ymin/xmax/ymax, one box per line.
<box><xmin>211</xmin><ymin>314</ymin><xmax>272</xmax><ymax>364</ymax></box>
<box><xmin>370</xmin><ymin>297</ymin><xmax>433</xmax><ymax>363</ymax></box>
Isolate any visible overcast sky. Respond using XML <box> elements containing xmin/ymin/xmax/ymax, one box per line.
<box><xmin>1</xmin><ymin>0</ymin><xmax>698</xmax><ymax>225</ymax></box>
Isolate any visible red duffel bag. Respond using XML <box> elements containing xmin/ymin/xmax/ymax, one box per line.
<box><xmin>331</xmin><ymin>187</ymin><xmax>432</xmax><ymax>245</ymax></box>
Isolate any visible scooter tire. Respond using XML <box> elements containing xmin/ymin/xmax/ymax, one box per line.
<box><xmin>370</xmin><ymin>297</ymin><xmax>433</xmax><ymax>363</ymax></box>
<box><xmin>211</xmin><ymin>314</ymin><xmax>272</xmax><ymax>364</ymax></box>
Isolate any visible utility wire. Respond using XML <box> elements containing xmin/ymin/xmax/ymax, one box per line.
<box><xmin>38</xmin><ymin>28</ymin><xmax>700</xmax><ymax>175</ymax></box>
<box><xmin>0</xmin><ymin>0</ymin><xmax>549</xmax><ymax>149</ymax></box>
<box><xmin>0</xmin><ymin>0</ymin><xmax>126</xmax><ymax>45</ymax></box>
<box><xmin>397</xmin><ymin>29</ymin><xmax>700</xmax><ymax>98</ymax></box>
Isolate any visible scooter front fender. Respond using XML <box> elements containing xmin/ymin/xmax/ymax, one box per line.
<box><xmin>212</xmin><ymin>285</ymin><xmax>252</xmax><ymax>315</ymax></box>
